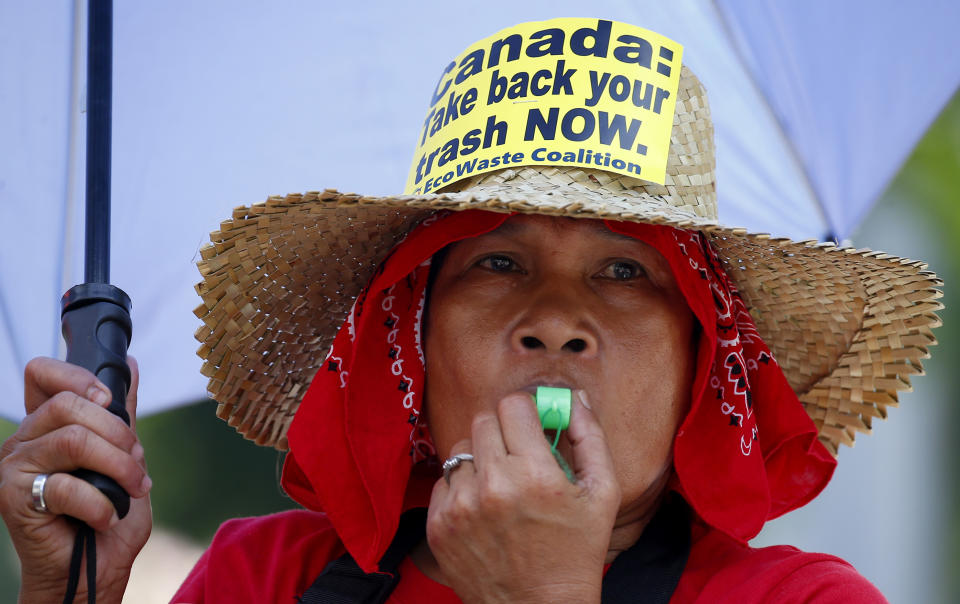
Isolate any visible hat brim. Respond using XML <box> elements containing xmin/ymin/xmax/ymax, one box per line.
<box><xmin>194</xmin><ymin>181</ymin><xmax>942</xmax><ymax>455</ymax></box>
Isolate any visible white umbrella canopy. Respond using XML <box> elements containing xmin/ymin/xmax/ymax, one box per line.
<box><xmin>1</xmin><ymin>0</ymin><xmax>957</xmax><ymax>422</ymax></box>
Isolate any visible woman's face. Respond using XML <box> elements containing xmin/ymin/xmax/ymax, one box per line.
<box><xmin>424</xmin><ymin>214</ymin><xmax>696</xmax><ymax>522</ymax></box>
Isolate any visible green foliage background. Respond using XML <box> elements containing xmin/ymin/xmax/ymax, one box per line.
<box><xmin>1</xmin><ymin>92</ymin><xmax>958</xmax><ymax>599</ymax></box>
<box><xmin>884</xmin><ymin>91</ymin><xmax>960</xmax><ymax>599</ymax></box>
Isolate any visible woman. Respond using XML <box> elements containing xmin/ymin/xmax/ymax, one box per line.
<box><xmin>0</xmin><ymin>20</ymin><xmax>941</xmax><ymax>603</ymax></box>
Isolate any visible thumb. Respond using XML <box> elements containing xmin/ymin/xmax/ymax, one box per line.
<box><xmin>566</xmin><ymin>391</ymin><xmax>617</xmax><ymax>491</ymax></box>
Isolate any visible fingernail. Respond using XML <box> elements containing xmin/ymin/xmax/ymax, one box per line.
<box><xmin>87</xmin><ymin>383</ymin><xmax>111</xmax><ymax>406</ymax></box>
<box><xmin>109</xmin><ymin>512</ymin><xmax>120</xmax><ymax>528</ymax></box>
<box><xmin>131</xmin><ymin>442</ymin><xmax>145</xmax><ymax>463</ymax></box>
<box><xmin>141</xmin><ymin>475</ymin><xmax>153</xmax><ymax>493</ymax></box>
<box><xmin>575</xmin><ymin>389</ymin><xmax>591</xmax><ymax>410</ymax></box>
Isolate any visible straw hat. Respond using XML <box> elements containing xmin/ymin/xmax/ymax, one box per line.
<box><xmin>193</xmin><ymin>65</ymin><xmax>942</xmax><ymax>456</ymax></box>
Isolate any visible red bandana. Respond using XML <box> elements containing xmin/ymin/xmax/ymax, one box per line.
<box><xmin>283</xmin><ymin>210</ymin><xmax>836</xmax><ymax>573</ymax></box>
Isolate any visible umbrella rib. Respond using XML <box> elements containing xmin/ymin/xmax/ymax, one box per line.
<box><xmin>709</xmin><ymin>0</ymin><xmax>837</xmax><ymax>241</ymax></box>
<box><xmin>55</xmin><ymin>0</ymin><xmax>85</xmax><ymax>360</ymax></box>
<box><xmin>0</xmin><ymin>279</ymin><xmax>26</xmax><ymax>371</ymax></box>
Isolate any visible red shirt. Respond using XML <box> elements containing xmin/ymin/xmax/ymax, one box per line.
<box><xmin>171</xmin><ymin>510</ymin><xmax>886</xmax><ymax>603</ymax></box>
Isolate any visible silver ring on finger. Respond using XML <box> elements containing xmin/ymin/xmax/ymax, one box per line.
<box><xmin>442</xmin><ymin>453</ymin><xmax>475</xmax><ymax>485</ymax></box>
<box><xmin>31</xmin><ymin>473</ymin><xmax>51</xmax><ymax>514</ymax></box>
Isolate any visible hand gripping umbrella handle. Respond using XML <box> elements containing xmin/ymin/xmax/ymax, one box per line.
<box><xmin>61</xmin><ymin>283</ymin><xmax>132</xmax><ymax>519</ymax></box>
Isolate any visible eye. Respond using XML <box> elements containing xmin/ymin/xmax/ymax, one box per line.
<box><xmin>599</xmin><ymin>259</ymin><xmax>646</xmax><ymax>281</ymax></box>
<box><xmin>477</xmin><ymin>254</ymin><xmax>519</xmax><ymax>273</ymax></box>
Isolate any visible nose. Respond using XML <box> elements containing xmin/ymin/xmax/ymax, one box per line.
<box><xmin>510</xmin><ymin>288</ymin><xmax>599</xmax><ymax>357</ymax></box>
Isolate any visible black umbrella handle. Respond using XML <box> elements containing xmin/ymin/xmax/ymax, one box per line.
<box><xmin>61</xmin><ymin>283</ymin><xmax>132</xmax><ymax>519</ymax></box>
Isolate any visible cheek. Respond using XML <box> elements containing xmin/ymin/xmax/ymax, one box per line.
<box><xmin>423</xmin><ymin>297</ymin><xmax>497</xmax><ymax>455</ymax></box>
<box><xmin>598</xmin><ymin>307</ymin><xmax>695</xmax><ymax>488</ymax></box>
<box><xmin>613</xmin><ymin>307</ymin><xmax>695</xmax><ymax>405</ymax></box>
<box><xmin>425</xmin><ymin>299</ymin><xmax>488</xmax><ymax>396</ymax></box>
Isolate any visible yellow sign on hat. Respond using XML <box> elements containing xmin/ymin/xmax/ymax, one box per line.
<box><xmin>405</xmin><ymin>18</ymin><xmax>684</xmax><ymax>195</ymax></box>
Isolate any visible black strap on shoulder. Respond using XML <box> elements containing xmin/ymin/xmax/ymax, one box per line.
<box><xmin>601</xmin><ymin>494</ymin><xmax>692</xmax><ymax>604</ymax></box>
<box><xmin>299</xmin><ymin>496</ymin><xmax>690</xmax><ymax>604</ymax></box>
<box><xmin>298</xmin><ymin>508</ymin><xmax>427</xmax><ymax>604</ymax></box>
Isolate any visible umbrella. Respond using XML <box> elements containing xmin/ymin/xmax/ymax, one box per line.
<box><xmin>2</xmin><ymin>1</ymin><xmax>957</xmax><ymax>421</ymax></box>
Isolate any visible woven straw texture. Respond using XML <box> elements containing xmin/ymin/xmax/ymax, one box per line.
<box><xmin>194</xmin><ymin>68</ymin><xmax>942</xmax><ymax>455</ymax></box>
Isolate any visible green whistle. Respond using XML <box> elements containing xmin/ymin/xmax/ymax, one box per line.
<box><xmin>535</xmin><ymin>386</ymin><xmax>575</xmax><ymax>482</ymax></box>
<box><xmin>536</xmin><ymin>386</ymin><xmax>571</xmax><ymax>430</ymax></box>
